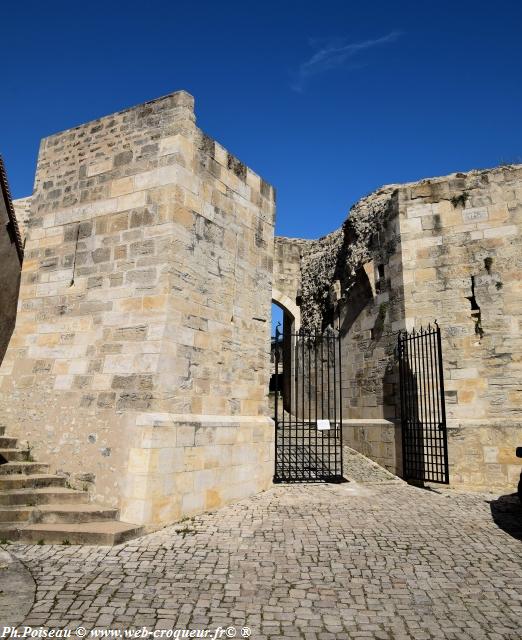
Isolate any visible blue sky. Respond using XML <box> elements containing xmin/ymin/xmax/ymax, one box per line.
<box><xmin>2</xmin><ymin>0</ymin><xmax>522</xmax><ymax>240</ymax></box>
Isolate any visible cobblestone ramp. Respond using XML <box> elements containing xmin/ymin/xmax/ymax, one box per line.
<box><xmin>342</xmin><ymin>445</ymin><xmax>404</xmax><ymax>484</ymax></box>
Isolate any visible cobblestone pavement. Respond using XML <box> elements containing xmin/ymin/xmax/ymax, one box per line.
<box><xmin>343</xmin><ymin>446</ymin><xmax>404</xmax><ymax>484</ymax></box>
<box><xmin>2</xmin><ymin>482</ymin><xmax>522</xmax><ymax>640</ymax></box>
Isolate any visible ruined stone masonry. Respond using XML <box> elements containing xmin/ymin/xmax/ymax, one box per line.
<box><xmin>1</xmin><ymin>90</ymin><xmax>521</xmax><ymax>541</ymax></box>
<box><xmin>0</xmin><ymin>91</ymin><xmax>276</xmax><ymax>530</ymax></box>
<box><xmin>273</xmin><ymin>166</ymin><xmax>522</xmax><ymax>489</ymax></box>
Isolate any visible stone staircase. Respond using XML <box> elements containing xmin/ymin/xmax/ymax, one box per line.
<box><xmin>0</xmin><ymin>426</ymin><xmax>143</xmax><ymax>545</ymax></box>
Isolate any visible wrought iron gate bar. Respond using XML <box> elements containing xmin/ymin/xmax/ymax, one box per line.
<box><xmin>273</xmin><ymin>326</ymin><xmax>344</xmax><ymax>483</ymax></box>
<box><xmin>398</xmin><ymin>324</ymin><xmax>449</xmax><ymax>484</ymax></box>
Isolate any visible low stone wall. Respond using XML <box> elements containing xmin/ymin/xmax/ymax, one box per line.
<box><xmin>342</xmin><ymin>419</ymin><xmax>402</xmax><ymax>476</ymax></box>
<box><xmin>121</xmin><ymin>414</ymin><xmax>274</xmax><ymax>526</ymax></box>
<box><xmin>343</xmin><ymin>418</ymin><xmax>522</xmax><ymax>492</ymax></box>
<box><xmin>448</xmin><ymin>420</ymin><xmax>522</xmax><ymax>491</ymax></box>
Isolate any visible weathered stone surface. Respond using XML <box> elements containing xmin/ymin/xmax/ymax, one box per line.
<box><xmin>0</xmin><ymin>91</ymin><xmax>276</xmax><ymax>526</ymax></box>
<box><xmin>0</xmin><ymin>549</ymin><xmax>35</xmax><ymax>629</ymax></box>
<box><xmin>274</xmin><ymin>164</ymin><xmax>522</xmax><ymax>490</ymax></box>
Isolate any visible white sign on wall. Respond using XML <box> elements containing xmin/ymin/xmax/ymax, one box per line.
<box><xmin>317</xmin><ymin>419</ymin><xmax>331</xmax><ymax>431</ymax></box>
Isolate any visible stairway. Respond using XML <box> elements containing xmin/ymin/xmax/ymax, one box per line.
<box><xmin>0</xmin><ymin>426</ymin><xmax>143</xmax><ymax>545</ymax></box>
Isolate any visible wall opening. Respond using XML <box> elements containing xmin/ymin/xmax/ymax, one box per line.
<box><xmin>271</xmin><ymin>302</ymin><xmax>284</xmax><ymax>336</ymax></box>
<box><xmin>269</xmin><ymin>301</ymin><xmax>296</xmax><ymax>416</ymax></box>
<box><xmin>466</xmin><ymin>275</ymin><xmax>484</xmax><ymax>338</ymax></box>
<box><xmin>270</xmin><ymin>303</ymin><xmax>284</xmax><ymax>395</ymax></box>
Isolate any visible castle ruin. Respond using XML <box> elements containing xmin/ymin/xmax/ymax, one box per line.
<box><xmin>0</xmin><ymin>90</ymin><xmax>520</xmax><ymax>541</ymax></box>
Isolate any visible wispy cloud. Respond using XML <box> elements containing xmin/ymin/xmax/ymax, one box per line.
<box><xmin>292</xmin><ymin>31</ymin><xmax>401</xmax><ymax>92</ymax></box>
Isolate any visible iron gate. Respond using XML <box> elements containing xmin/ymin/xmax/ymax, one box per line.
<box><xmin>398</xmin><ymin>323</ymin><xmax>449</xmax><ymax>484</ymax></box>
<box><xmin>273</xmin><ymin>326</ymin><xmax>344</xmax><ymax>482</ymax></box>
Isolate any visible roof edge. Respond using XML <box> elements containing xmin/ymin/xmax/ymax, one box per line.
<box><xmin>0</xmin><ymin>156</ymin><xmax>24</xmax><ymax>263</ymax></box>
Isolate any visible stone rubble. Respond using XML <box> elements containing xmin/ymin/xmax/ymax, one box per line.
<box><xmin>300</xmin><ymin>186</ymin><xmax>396</xmax><ymax>330</ymax></box>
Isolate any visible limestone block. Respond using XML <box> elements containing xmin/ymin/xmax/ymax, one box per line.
<box><xmin>159</xmin><ymin>134</ymin><xmax>193</xmax><ymax>160</ymax></box>
<box><xmin>87</xmin><ymin>159</ymin><xmax>113</xmax><ymax>177</ymax></box>
<box><xmin>489</xmin><ymin>203</ymin><xmax>509</xmax><ymax>221</ymax></box>
<box><xmin>401</xmin><ymin>218</ymin><xmax>423</xmax><ymax>234</ymax></box>
<box><xmin>172</xmin><ymin>471</ymin><xmax>194</xmax><ymax>494</ymax></box>
<box><xmin>110</xmin><ymin>177</ymin><xmax>135</xmax><ymax>197</ymax></box>
<box><xmin>193</xmin><ymin>468</ymin><xmax>220</xmax><ymax>492</ymax></box>
<box><xmin>507</xmin><ymin>464</ymin><xmax>522</xmax><ymax>483</ymax></box>
<box><xmin>406</xmin><ymin>203</ymin><xmax>433</xmax><ymax>218</ymax></box>
<box><xmin>483</xmin><ymin>446</ymin><xmax>499</xmax><ymax>463</ymax></box>
<box><xmin>181</xmin><ymin>491</ymin><xmax>205</xmax><ymax>515</ymax></box>
<box><xmin>183</xmin><ymin>447</ymin><xmax>205</xmax><ymax>472</ymax></box>
<box><xmin>449</xmin><ymin>368</ymin><xmax>480</xmax><ymax>380</ymax></box>
<box><xmin>483</xmin><ymin>225</ymin><xmax>518</xmax><ymax>239</ymax></box>
<box><xmin>176</xmin><ymin>425</ymin><xmax>196</xmax><ymax>446</ymax></box>
<box><xmin>128</xmin><ymin>448</ymin><xmax>154</xmax><ymax>474</ymax></box>
<box><xmin>205</xmin><ymin>488</ymin><xmax>223</xmax><ymax>510</ymax></box>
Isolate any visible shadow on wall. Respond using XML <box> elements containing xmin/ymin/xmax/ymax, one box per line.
<box><xmin>489</xmin><ymin>494</ymin><xmax>522</xmax><ymax>541</ymax></box>
<box><xmin>339</xmin><ymin>266</ymin><xmax>373</xmax><ymax>336</ymax></box>
<box><xmin>396</xmin><ymin>360</ymin><xmax>425</xmax><ymax>482</ymax></box>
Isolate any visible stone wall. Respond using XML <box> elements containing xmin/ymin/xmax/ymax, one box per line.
<box><xmin>272</xmin><ymin>236</ymin><xmax>310</xmax><ymax>328</ymax></box>
<box><xmin>336</xmin><ymin>189</ymin><xmax>402</xmax><ymax>424</ymax></box>
<box><xmin>290</xmin><ymin>165</ymin><xmax>522</xmax><ymax>488</ymax></box>
<box><xmin>342</xmin><ymin>419</ymin><xmax>402</xmax><ymax>473</ymax></box>
<box><xmin>0</xmin><ymin>91</ymin><xmax>276</xmax><ymax>526</ymax></box>
<box><xmin>13</xmin><ymin>196</ymin><xmax>32</xmax><ymax>243</ymax></box>
<box><xmin>279</xmin><ymin>188</ymin><xmax>404</xmax><ymax>424</ymax></box>
<box><xmin>396</xmin><ymin>166</ymin><xmax>522</xmax><ymax>488</ymax></box>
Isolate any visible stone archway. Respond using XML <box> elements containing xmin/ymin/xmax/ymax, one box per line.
<box><xmin>271</xmin><ymin>290</ymin><xmax>300</xmax><ymax>415</ymax></box>
<box><xmin>272</xmin><ymin>287</ymin><xmax>301</xmax><ymax>331</ymax></box>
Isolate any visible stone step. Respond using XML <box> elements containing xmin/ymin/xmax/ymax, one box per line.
<box><xmin>0</xmin><ymin>437</ymin><xmax>18</xmax><ymax>449</ymax></box>
<box><xmin>0</xmin><ymin>487</ymin><xmax>89</xmax><ymax>507</ymax></box>
<box><xmin>18</xmin><ymin>522</ymin><xmax>144</xmax><ymax>546</ymax></box>
<box><xmin>0</xmin><ymin>461</ymin><xmax>49</xmax><ymax>475</ymax></box>
<box><xmin>0</xmin><ymin>506</ymin><xmax>33</xmax><ymax>522</ymax></box>
<box><xmin>30</xmin><ymin>504</ymin><xmax>120</xmax><ymax>524</ymax></box>
<box><xmin>0</xmin><ymin>474</ymin><xmax>66</xmax><ymax>491</ymax></box>
<box><xmin>0</xmin><ymin>503</ymin><xmax>119</xmax><ymax>524</ymax></box>
<box><xmin>0</xmin><ymin>448</ymin><xmax>28</xmax><ymax>462</ymax></box>
<box><xmin>0</xmin><ymin>523</ymin><xmax>20</xmax><ymax>541</ymax></box>
<box><xmin>0</xmin><ymin>426</ymin><xmax>143</xmax><ymax>546</ymax></box>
